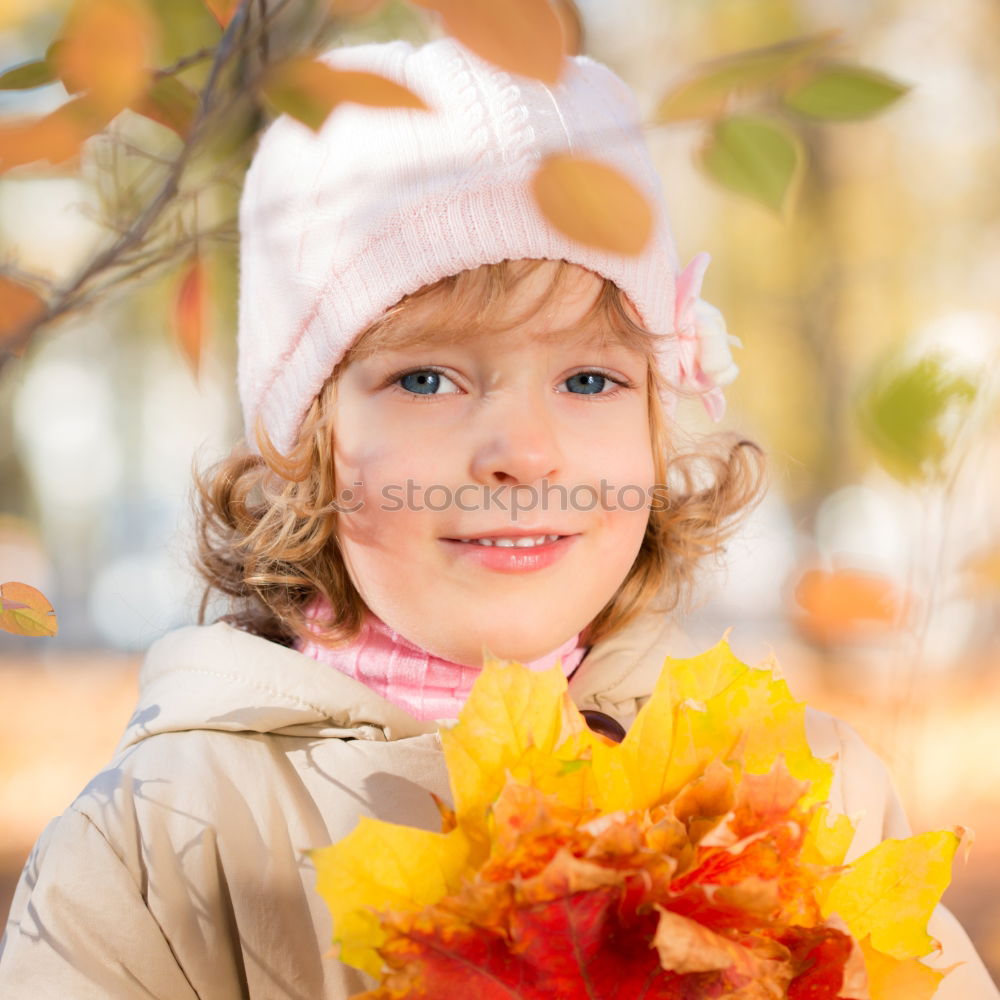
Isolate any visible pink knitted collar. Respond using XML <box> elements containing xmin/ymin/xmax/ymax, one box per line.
<box><xmin>293</xmin><ymin>596</ymin><xmax>588</xmax><ymax>721</ymax></box>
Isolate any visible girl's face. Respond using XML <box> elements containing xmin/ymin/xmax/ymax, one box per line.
<box><xmin>329</xmin><ymin>261</ymin><xmax>657</xmax><ymax>665</ymax></box>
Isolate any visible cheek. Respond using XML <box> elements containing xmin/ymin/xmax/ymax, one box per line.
<box><xmin>333</xmin><ymin>421</ymin><xmax>454</xmax><ymax>573</ymax></box>
<box><xmin>587</xmin><ymin>416</ymin><xmax>657</xmax><ymax>515</ymax></box>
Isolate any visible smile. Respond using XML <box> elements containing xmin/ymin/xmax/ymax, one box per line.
<box><xmin>453</xmin><ymin>534</ymin><xmax>563</xmax><ymax>547</ymax></box>
<box><xmin>440</xmin><ymin>534</ymin><xmax>579</xmax><ymax>574</ymax></box>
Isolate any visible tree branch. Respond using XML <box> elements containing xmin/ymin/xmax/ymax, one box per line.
<box><xmin>0</xmin><ymin>0</ymin><xmax>297</xmax><ymax>369</ymax></box>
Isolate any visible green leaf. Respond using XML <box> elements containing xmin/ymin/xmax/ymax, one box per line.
<box><xmin>783</xmin><ymin>62</ymin><xmax>910</xmax><ymax>120</ymax></box>
<box><xmin>0</xmin><ymin>60</ymin><xmax>57</xmax><ymax>91</ymax></box>
<box><xmin>146</xmin><ymin>0</ymin><xmax>222</xmax><ymax>77</ymax></box>
<box><xmin>697</xmin><ymin>113</ymin><xmax>803</xmax><ymax>215</ymax></box>
<box><xmin>656</xmin><ymin>29</ymin><xmax>840</xmax><ymax>122</ymax></box>
<box><xmin>857</xmin><ymin>355</ymin><xmax>978</xmax><ymax>484</ymax></box>
<box><xmin>262</xmin><ymin>58</ymin><xmax>427</xmax><ymax>133</ymax></box>
<box><xmin>132</xmin><ymin>75</ymin><xmax>199</xmax><ymax>136</ymax></box>
<box><xmin>45</xmin><ymin>40</ymin><xmax>83</xmax><ymax>95</ymax></box>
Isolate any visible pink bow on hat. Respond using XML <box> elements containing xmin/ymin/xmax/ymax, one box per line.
<box><xmin>674</xmin><ymin>251</ymin><xmax>743</xmax><ymax>422</ymax></box>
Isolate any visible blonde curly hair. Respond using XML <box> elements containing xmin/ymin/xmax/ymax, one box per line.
<box><xmin>189</xmin><ymin>259</ymin><xmax>768</xmax><ymax>651</ymax></box>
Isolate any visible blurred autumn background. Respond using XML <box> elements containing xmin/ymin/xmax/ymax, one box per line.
<box><xmin>1</xmin><ymin>0</ymin><xmax>998</xmax><ymax>983</ymax></box>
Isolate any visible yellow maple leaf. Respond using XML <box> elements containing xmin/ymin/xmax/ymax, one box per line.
<box><xmin>859</xmin><ymin>935</ymin><xmax>947</xmax><ymax>1000</ymax></box>
<box><xmin>310</xmin><ymin>637</ymin><xmax>961</xmax><ymax>997</ymax></box>
<box><xmin>621</xmin><ymin>636</ymin><xmax>834</xmax><ymax>812</ymax></box>
<box><xmin>308</xmin><ymin>819</ymin><xmax>471</xmax><ymax>976</ymax></box>
<box><xmin>817</xmin><ymin>829</ymin><xmax>960</xmax><ymax>958</ymax></box>
<box><xmin>439</xmin><ymin>650</ymin><xmax>574</xmax><ymax>852</ymax></box>
<box><xmin>801</xmin><ymin>803</ymin><xmax>856</xmax><ymax>869</ymax></box>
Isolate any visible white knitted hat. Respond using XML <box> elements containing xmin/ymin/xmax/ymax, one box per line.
<box><xmin>237</xmin><ymin>36</ymin><xmax>720</xmax><ymax>458</ymax></box>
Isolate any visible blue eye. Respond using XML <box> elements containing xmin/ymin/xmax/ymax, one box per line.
<box><xmin>397</xmin><ymin>369</ymin><xmax>458</xmax><ymax>395</ymax></box>
<box><xmin>389</xmin><ymin>366</ymin><xmax>629</xmax><ymax>399</ymax></box>
<box><xmin>566</xmin><ymin>372</ymin><xmax>611</xmax><ymax>395</ymax></box>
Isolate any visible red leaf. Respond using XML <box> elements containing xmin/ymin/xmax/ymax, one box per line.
<box><xmin>372</xmin><ymin>886</ymin><xmax>680</xmax><ymax>999</ymax></box>
<box><xmin>783</xmin><ymin>926</ymin><xmax>855</xmax><ymax>999</ymax></box>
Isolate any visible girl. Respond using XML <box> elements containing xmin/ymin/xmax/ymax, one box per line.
<box><xmin>1</xmin><ymin>35</ymin><xmax>996</xmax><ymax>1000</ymax></box>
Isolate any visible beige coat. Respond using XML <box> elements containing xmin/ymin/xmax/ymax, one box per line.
<box><xmin>1</xmin><ymin>614</ymin><xmax>996</xmax><ymax>998</ymax></box>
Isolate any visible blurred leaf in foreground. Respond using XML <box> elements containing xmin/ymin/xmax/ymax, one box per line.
<box><xmin>960</xmin><ymin>543</ymin><xmax>1000</xmax><ymax>599</ymax></box>
<box><xmin>0</xmin><ymin>96</ymin><xmax>113</xmax><ymax>172</ymax></box>
<box><xmin>202</xmin><ymin>0</ymin><xmax>241</xmax><ymax>29</ymax></box>
<box><xmin>0</xmin><ymin>59</ymin><xmax>59</xmax><ymax>91</ymax></box>
<box><xmin>532</xmin><ymin>153</ymin><xmax>653</xmax><ymax>256</ymax></box>
<box><xmin>172</xmin><ymin>252</ymin><xmax>209</xmax><ymax>380</ymax></box>
<box><xmin>656</xmin><ymin>29</ymin><xmax>840</xmax><ymax>122</ymax></box>
<box><xmin>783</xmin><ymin>62</ymin><xmax>911</xmax><ymax>121</ymax></box>
<box><xmin>698</xmin><ymin>113</ymin><xmax>804</xmax><ymax>216</ymax></box>
<box><xmin>54</xmin><ymin>0</ymin><xmax>157</xmax><ymax>115</ymax></box>
<box><xmin>262</xmin><ymin>57</ymin><xmax>429</xmax><ymax>131</ymax></box>
<box><xmin>0</xmin><ymin>276</ymin><xmax>47</xmax><ymax>354</ymax></box>
<box><xmin>131</xmin><ymin>75</ymin><xmax>200</xmax><ymax>138</ymax></box>
<box><xmin>857</xmin><ymin>355</ymin><xmax>978</xmax><ymax>485</ymax></box>
<box><xmin>793</xmin><ymin>567</ymin><xmax>910</xmax><ymax>646</ymax></box>
<box><xmin>409</xmin><ymin>0</ymin><xmax>567</xmax><ymax>85</ymax></box>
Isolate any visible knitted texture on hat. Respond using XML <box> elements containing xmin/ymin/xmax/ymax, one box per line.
<box><xmin>293</xmin><ymin>597</ymin><xmax>587</xmax><ymax>721</ymax></box>
<box><xmin>237</xmin><ymin>36</ymin><xmax>687</xmax><ymax>458</ymax></box>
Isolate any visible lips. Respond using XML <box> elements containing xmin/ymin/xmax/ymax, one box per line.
<box><xmin>443</xmin><ymin>528</ymin><xmax>578</xmax><ymax>541</ymax></box>
<box><xmin>440</xmin><ymin>533</ymin><xmax>579</xmax><ymax>574</ymax></box>
<box><xmin>452</xmin><ymin>534</ymin><xmax>563</xmax><ymax>547</ymax></box>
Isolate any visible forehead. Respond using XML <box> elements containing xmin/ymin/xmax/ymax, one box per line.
<box><xmin>345</xmin><ymin>259</ymin><xmax>651</xmax><ymax>363</ymax></box>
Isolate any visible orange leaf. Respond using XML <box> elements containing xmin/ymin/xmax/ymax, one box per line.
<box><xmin>960</xmin><ymin>542</ymin><xmax>1000</xmax><ymax>598</ymax></box>
<box><xmin>793</xmin><ymin>567</ymin><xmax>908</xmax><ymax>644</ymax></box>
<box><xmin>552</xmin><ymin>0</ymin><xmax>584</xmax><ymax>56</ymax></box>
<box><xmin>203</xmin><ymin>0</ymin><xmax>242</xmax><ymax>29</ymax></box>
<box><xmin>173</xmin><ymin>253</ymin><xmax>208</xmax><ymax>378</ymax></box>
<box><xmin>353</xmin><ymin>770</ymin><xmax>859</xmax><ymax>998</ymax></box>
<box><xmin>0</xmin><ymin>276</ymin><xmax>46</xmax><ymax>355</ymax></box>
<box><xmin>0</xmin><ymin>96</ymin><xmax>111</xmax><ymax>174</ymax></box>
<box><xmin>262</xmin><ymin>58</ymin><xmax>429</xmax><ymax>132</ymax></box>
<box><xmin>532</xmin><ymin>153</ymin><xmax>653</xmax><ymax>256</ymax></box>
<box><xmin>0</xmin><ymin>581</ymin><xmax>58</xmax><ymax>637</ymax></box>
<box><xmin>411</xmin><ymin>0</ymin><xmax>567</xmax><ymax>84</ymax></box>
<box><xmin>730</xmin><ymin>759</ymin><xmax>811</xmax><ymax>839</ymax></box>
<box><xmin>54</xmin><ymin>0</ymin><xmax>156</xmax><ymax>116</ymax></box>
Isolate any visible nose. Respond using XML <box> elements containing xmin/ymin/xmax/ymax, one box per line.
<box><xmin>469</xmin><ymin>392</ymin><xmax>563</xmax><ymax>486</ymax></box>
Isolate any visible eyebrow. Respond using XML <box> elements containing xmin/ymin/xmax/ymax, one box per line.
<box><xmin>369</xmin><ymin>321</ymin><xmax>639</xmax><ymax>356</ymax></box>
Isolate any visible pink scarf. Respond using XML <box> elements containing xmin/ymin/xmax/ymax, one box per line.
<box><xmin>293</xmin><ymin>596</ymin><xmax>587</xmax><ymax>720</ymax></box>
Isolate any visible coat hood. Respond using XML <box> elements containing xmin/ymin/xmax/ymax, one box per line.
<box><xmin>113</xmin><ymin>613</ymin><xmax>695</xmax><ymax>757</ymax></box>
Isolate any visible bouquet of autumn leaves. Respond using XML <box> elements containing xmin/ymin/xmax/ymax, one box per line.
<box><xmin>309</xmin><ymin>636</ymin><xmax>963</xmax><ymax>999</ymax></box>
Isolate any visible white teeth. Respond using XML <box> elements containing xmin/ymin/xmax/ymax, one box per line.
<box><xmin>459</xmin><ymin>534</ymin><xmax>561</xmax><ymax>547</ymax></box>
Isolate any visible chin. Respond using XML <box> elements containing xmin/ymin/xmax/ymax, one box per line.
<box><xmin>449</xmin><ymin>618</ymin><xmax>584</xmax><ymax>667</ymax></box>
